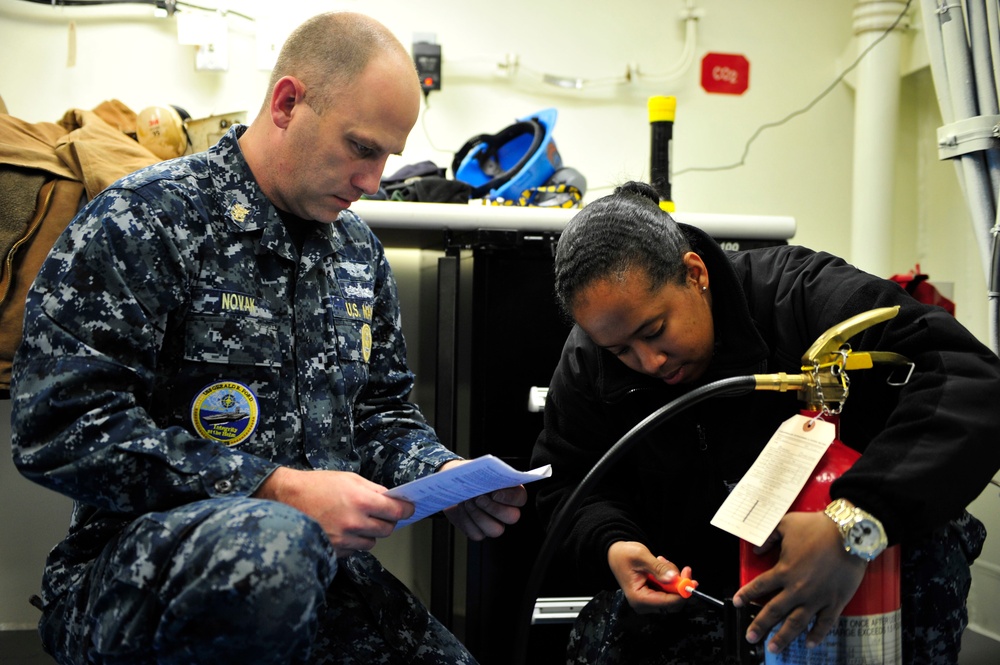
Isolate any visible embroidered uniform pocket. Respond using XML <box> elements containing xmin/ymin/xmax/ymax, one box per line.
<box><xmin>331</xmin><ymin>314</ymin><xmax>372</xmax><ymax>364</ymax></box>
<box><xmin>183</xmin><ymin>314</ymin><xmax>281</xmax><ymax>368</ymax></box>
<box><xmin>326</xmin><ymin>294</ymin><xmax>374</xmax><ymax>365</ymax></box>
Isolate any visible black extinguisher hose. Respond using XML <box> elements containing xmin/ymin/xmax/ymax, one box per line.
<box><xmin>512</xmin><ymin>375</ymin><xmax>759</xmax><ymax>665</ymax></box>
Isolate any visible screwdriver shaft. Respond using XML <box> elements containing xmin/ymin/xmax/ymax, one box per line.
<box><xmin>686</xmin><ymin>586</ymin><xmax>725</xmax><ymax>607</ymax></box>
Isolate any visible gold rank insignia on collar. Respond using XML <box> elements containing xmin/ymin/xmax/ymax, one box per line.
<box><xmin>229</xmin><ymin>203</ymin><xmax>250</xmax><ymax>224</ymax></box>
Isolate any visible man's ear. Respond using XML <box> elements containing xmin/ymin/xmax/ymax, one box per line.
<box><xmin>269</xmin><ymin>76</ymin><xmax>304</xmax><ymax>130</ymax></box>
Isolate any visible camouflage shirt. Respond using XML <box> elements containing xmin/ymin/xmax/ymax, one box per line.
<box><xmin>11</xmin><ymin>125</ymin><xmax>459</xmax><ymax>603</ymax></box>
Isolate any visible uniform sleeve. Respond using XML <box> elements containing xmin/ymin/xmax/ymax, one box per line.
<box><xmin>353</xmin><ymin>237</ymin><xmax>460</xmax><ymax>488</ymax></box>
<box><xmin>10</xmin><ymin>191</ymin><xmax>276</xmax><ymax>515</ymax></box>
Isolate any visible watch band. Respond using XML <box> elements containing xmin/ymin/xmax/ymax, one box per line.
<box><xmin>824</xmin><ymin>498</ymin><xmax>888</xmax><ymax>562</ymax></box>
<box><xmin>824</xmin><ymin>497</ymin><xmax>859</xmax><ymax>525</ymax></box>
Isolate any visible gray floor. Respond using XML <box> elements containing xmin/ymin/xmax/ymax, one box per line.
<box><xmin>960</xmin><ymin>630</ymin><xmax>1000</xmax><ymax>663</ymax></box>
<box><xmin>1</xmin><ymin>628</ymin><xmax>998</xmax><ymax>663</ymax></box>
<box><xmin>0</xmin><ymin>630</ymin><xmax>54</xmax><ymax>664</ymax></box>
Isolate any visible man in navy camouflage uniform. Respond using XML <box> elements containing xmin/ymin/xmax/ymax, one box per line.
<box><xmin>10</xmin><ymin>12</ymin><xmax>526</xmax><ymax>664</ymax></box>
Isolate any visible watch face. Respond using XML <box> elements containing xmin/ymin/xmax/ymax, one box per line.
<box><xmin>847</xmin><ymin>519</ymin><xmax>882</xmax><ymax>553</ymax></box>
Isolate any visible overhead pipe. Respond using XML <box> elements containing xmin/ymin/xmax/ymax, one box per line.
<box><xmin>850</xmin><ymin>0</ymin><xmax>911</xmax><ymax>278</ymax></box>
<box><xmin>935</xmin><ymin>0</ymin><xmax>994</xmax><ymax>270</ymax></box>
<box><xmin>937</xmin><ymin>0</ymin><xmax>995</xmax><ymax>274</ymax></box>
<box><xmin>965</xmin><ymin>0</ymin><xmax>1000</xmax><ymax>354</ymax></box>
<box><xmin>920</xmin><ymin>0</ymin><xmax>1000</xmax><ymax>353</ymax></box>
<box><xmin>963</xmin><ymin>0</ymin><xmax>1000</xmax><ymax>353</ymax></box>
<box><xmin>965</xmin><ymin>0</ymin><xmax>1000</xmax><ymax>197</ymax></box>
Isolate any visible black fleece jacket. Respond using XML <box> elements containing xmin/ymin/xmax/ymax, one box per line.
<box><xmin>530</xmin><ymin>225</ymin><xmax>1000</xmax><ymax>596</ymax></box>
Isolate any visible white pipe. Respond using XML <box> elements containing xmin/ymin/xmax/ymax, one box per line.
<box><xmin>850</xmin><ymin>0</ymin><xmax>910</xmax><ymax>277</ymax></box>
<box><xmin>0</xmin><ymin>1</ymin><xmax>166</xmax><ymax>23</ymax></box>
<box><xmin>637</xmin><ymin>0</ymin><xmax>700</xmax><ymax>83</ymax></box>
<box><xmin>919</xmin><ymin>0</ymin><xmax>1000</xmax><ymax>352</ymax></box>
<box><xmin>920</xmin><ymin>0</ymin><xmax>971</xmax><ymax>223</ymax></box>
<box><xmin>987</xmin><ymin>0</ymin><xmax>1000</xmax><ymax>107</ymax></box>
<box><xmin>938</xmin><ymin>0</ymin><xmax>995</xmax><ymax>276</ymax></box>
<box><xmin>968</xmin><ymin>0</ymin><xmax>1000</xmax><ymax>354</ymax></box>
<box><xmin>966</xmin><ymin>0</ymin><xmax>1000</xmax><ymax>197</ymax></box>
<box><xmin>918</xmin><ymin>0</ymin><xmax>956</xmax><ymax>123</ymax></box>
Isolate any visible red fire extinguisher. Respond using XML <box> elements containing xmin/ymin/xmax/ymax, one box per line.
<box><xmin>739</xmin><ymin>410</ymin><xmax>902</xmax><ymax>664</ymax></box>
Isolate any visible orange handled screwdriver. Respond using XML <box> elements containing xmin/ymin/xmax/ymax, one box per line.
<box><xmin>646</xmin><ymin>573</ymin><xmax>725</xmax><ymax>607</ymax></box>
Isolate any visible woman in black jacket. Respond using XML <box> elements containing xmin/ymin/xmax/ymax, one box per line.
<box><xmin>531</xmin><ymin>181</ymin><xmax>1000</xmax><ymax>664</ymax></box>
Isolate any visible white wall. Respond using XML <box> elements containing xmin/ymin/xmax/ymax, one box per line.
<box><xmin>2</xmin><ymin>0</ymin><xmax>997</xmax><ymax>638</ymax></box>
<box><xmin>0</xmin><ymin>399</ymin><xmax>73</xmax><ymax>629</ymax></box>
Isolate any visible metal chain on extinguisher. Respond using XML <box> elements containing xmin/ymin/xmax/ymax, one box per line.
<box><xmin>803</xmin><ymin>345</ymin><xmax>849</xmax><ymax>431</ymax></box>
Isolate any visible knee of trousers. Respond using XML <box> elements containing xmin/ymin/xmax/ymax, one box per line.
<box><xmin>46</xmin><ymin>498</ymin><xmax>338</xmax><ymax>662</ymax></box>
<box><xmin>152</xmin><ymin>497</ymin><xmax>337</xmax><ymax>621</ymax></box>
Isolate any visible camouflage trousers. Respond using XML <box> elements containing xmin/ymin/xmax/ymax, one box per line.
<box><xmin>37</xmin><ymin>497</ymin><xmax>477</xmax><ymax>665</ymax></box>
<box><xmin>566</xmin><ymin>511</ymin><xmax>985</xmax><ymax>665</ymax></box>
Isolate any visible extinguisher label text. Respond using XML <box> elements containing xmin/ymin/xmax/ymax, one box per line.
<box><xmin>764</xmin><ymin>610</ymin><xmax>902</xmax><ymax>664</ymax></box>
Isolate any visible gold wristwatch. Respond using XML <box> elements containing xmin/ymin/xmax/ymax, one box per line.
<box><xmin>824</xmin><ymin>498</ymin><xmax>888</xmax><ymax>562</ymax></box>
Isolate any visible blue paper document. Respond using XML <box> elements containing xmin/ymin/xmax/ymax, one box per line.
<box><xmin>386</xmin><ymin>454</ymin><xmax>552</xmax><ymax>528</ymax></box>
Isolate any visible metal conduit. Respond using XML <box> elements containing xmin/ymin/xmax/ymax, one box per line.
<box><xmin>919</xmin><ymin>0</ymin><xmax>1000</xmax><ymax>354</ymax></box>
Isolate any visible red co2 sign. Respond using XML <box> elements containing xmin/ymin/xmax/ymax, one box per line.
<box><xmin>701</xmin><ymin>53</ymin><xmax>750</xmax><ymax>95</ymax></box>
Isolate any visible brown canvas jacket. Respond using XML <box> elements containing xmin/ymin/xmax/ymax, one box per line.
<box><xmin>0</xmin><ymin>100</ymin><xmax>160</xmax><ymax>393</ymax></box>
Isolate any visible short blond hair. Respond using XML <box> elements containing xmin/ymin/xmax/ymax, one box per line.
<box><xmin>265</xmin><ymin>12</ymin><xmax>412</xmax><ymax>114</ymax></box>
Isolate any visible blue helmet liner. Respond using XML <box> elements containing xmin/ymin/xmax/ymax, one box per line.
<box><xmin>452</xmin><ymin>108</ymin><xmax>562</xmax><ymax>201</ymax></box>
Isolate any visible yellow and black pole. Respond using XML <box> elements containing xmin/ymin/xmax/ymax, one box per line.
<box><xmin>648</xmin><ymin>95</ymin><xmax>676</xmax><ymax>213</ymax></box>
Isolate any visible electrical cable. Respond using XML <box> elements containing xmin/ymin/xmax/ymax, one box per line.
<box><xmin>18</xmin><ymin>0</ymin><xmax>164</xmax><ymax>5</ymax></box>
<box><xmin>418</xmin><ymin>97</ymin><xmax>456</xmax><ymax>161</ymax></box>
<box><xmin>494</xmin><ymin>1</ymin><xmax>700</xmax><ymax>92</ymax></box>
<box><xmin>673</xmin><ymin>0</ymin><xmax>913</xmax><ymax>177</ymax></box>
<box><xmin>511</xmin><ymin>375</ymin><xmax>758</xmax><ymax>665</ymax></box>
<box><xmin>177</xmin><ymin>0</ymin><xmax>252</xmax><ymax>22</ymax></box>
<box><xmin>632</xmin><ymin>0</ymin><xmax>699</xmax><ymax>84</ymax></box>
<box><xmin>16</xmin><ymin>0</ymin><xmax>254</xmax><ymax>22</ymax></box>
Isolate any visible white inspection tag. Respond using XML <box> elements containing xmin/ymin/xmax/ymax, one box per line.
<box><xmin>711</xmin><ymin>414</ymin><xmax>835</xmax><ymax>546</ymax></box>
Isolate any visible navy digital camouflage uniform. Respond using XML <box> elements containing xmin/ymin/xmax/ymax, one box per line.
<box><xmin>10</xmin><ymin>125</ymin><xmax>475</xmax><ymax>664</ymax></box>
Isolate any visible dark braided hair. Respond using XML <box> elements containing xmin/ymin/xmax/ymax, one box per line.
<box><xmin>554</xmin><ymin>181</ymin><xmax>692</xmax><ymax>318</ymax></box>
